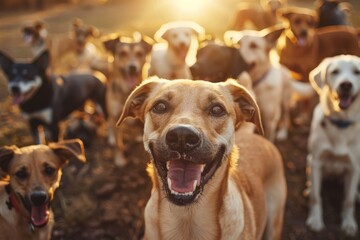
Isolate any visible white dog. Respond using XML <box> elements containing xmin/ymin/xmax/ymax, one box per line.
<box><xmin>306</xmin><ymin>55</ymin><xmax>360</xmax><ymax>236</ymax></box>
<box><xmin>148</xmin><ymin>21</ymin><xmax>204</xmax><ymax>79</ymax></box>
<box><xmin>224</xmin><ymin>26</ymin><xmax>313</xmax><ymax>141</ymax></box>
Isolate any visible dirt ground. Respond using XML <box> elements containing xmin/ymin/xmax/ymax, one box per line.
<box><xmin>0</xmin><ymin>0</ymin><xmax>360</xmax><ymax>239</ymax></box>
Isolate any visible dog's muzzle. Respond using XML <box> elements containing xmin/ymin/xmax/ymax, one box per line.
<box><xmin>149</xmin><ymin>125</ymin><xmax>226</xmax><ymax>206</ymax></box>
<box><xmin>337</xmin><ymin>81</ymin><xmax>355</xmax><ymax>110</ymax></box>
<box><xmin>28</xmin><ymin>190</ymin><xmax>51</xmax><ymax>228</ymax></box>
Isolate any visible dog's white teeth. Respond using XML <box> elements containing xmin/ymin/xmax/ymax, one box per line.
<box><xmin>200</xmin><ymin>164</ymin><xmax>205</xmax><ymax>173</ymax></box>
<box><xmin>167</xmin><ymin>177</ymin><xmax>172</xmax><ymax>189</ymax></box>
<box><xmin>170</xmin><ymin>190</ymin><xmax>194</xmax><ymax>196</ymax></box>
<box><xmin>193</xmin><ymin>180</ymin><xmax>198</xmax><ymax>191</ymax></box>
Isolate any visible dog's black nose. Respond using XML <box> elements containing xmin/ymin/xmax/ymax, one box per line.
<box><xmin>339</xmin><ymin>81</ymin><xmax>352</xmax><ymax>92</ymax></box>
<box><xmin>30</xmin><ymin>191</ymin><xmax>48</xmax><ymax>206</ymax></box>
<box><xmin>11</xmin><ymin>86</ymin><xmax>20</xmax><ymax>95</ymax></box>
<box><xmin>300</xmin><ymin>30</ymin><xmax>308</xmax><ymax>38</ymax></box>
<box><xmin>128</xmin><ymin>65</ymin><xmax>137</xmax><ymax>75</ymax></box>
<box><xmin>166</xmin><ymin>126</ymin><xmax>201</xmax><ymax>152</ymax></box>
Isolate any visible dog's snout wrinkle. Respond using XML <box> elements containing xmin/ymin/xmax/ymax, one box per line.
<box><xmin>166</xmin><ymin>126</ymin><xmax>201</xmax><ymax>152</ymax></box>
<box><xmin>30</xmin><ymin>191</ymin><xmax>48</xmax><ymax>206</ymax></box>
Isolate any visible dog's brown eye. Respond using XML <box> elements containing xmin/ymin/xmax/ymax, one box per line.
<box><xmin>15</xmin><ymin>169</ymin><xmax>28</xmax><ymax>180</ymax></box>
<box><xmin>353</xmin><ymin>69</ymin><xmax>360</xmax><ymax>75</ymax></box>
<box><xmin>331</xmin><ymin>69</ymin><xmax>339</xmax><ymax>75</ymax></box>
<box><xmin>119</xmin><ymin>50</ymin><xmax>127</xmax><ymax>58</ymax></box>
<box><xmin>152</xmin><ymin>101</ymin><xmax>168</xmax><ymax>114</ymax></box>
<box><xmin>209</xmin><ymin>104</ymin><xmax>226</xmax><ymax>117</ymax></box>
<box><xmin>136</xmin><ymin>51</ymin><xmax>144</xmax><ymax>58</ymax></box>
<box><xmin>44</xmin><ymin>166</ymin><xmax>56</xmax><ymax>177</ymax></box>
<box><xmin>293</xmin><ymin>18</ymin><xmax>301</xmax><ymax>26</ymax></box>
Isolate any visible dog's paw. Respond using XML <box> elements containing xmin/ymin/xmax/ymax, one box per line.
<box><xmin>306</xmin><ymin>213</ymin><xmax>325</xmax><ymax>232</ymax></box>
<box><xmin>276</xmin><ymin>128</ymin><xmax>288</xmax><ymax>141</ymax></box>
<box><xmin>341</xmin><ymin>216</ymin><xmax>358</xmax><ymax>236</ymax></box>
<box><xmin>114</xmin><ymin>150</ymin><xmax>127</xmax><ymax>167</ymax></box>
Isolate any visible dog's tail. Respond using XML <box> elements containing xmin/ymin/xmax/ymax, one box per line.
<box><xmin>291</xmin><ymin>80</ymin><xmax>315</xmax><ymax>99</ymax></box>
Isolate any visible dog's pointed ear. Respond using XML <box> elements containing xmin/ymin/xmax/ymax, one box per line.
<box><xmin>134</xmin><ymin>32</ymin><xmax>154</xmax><ymax>54</ymax></box>
<box><xmin>261</xmin><ymin>25</ymin><xmax>285</xmax><ymax>49</ymax></box>
<box><xmin>103</xmin><ymin>35</ymin><xmax>120</xmax><ymax>55</ymax></box>
<box><xmin>88</xmin><ymin>26</ymin><xmax>100</xmax><ymax>38</ymax></box>
<box><xmin>0</xmin><ymin>146</ymin><xmax>17</xmax><ymax>173</ymax></box>
<box><xmin>225</xmin><ymin>79</ymin><xmax>264</xmax><ymax>135</ymax></box>
<box><xmin>0</xmin><ymin>51</ymin><xmax>14</xmax><ymax>76</ymax></box>
<box><xmin>229</xmin><ymin>47</ymin><xmax>248</xmax><ymax>78</ymax></box>
<box><xmin>49</xmin><ymin>139</ymin><xmax>86</xmax><ymax>164</ymax></box>
<box><xmin>117</xmin><ymin>77</ymin><xmax>163</xmax><ymax>126</ymax></box>
<box><xmin>33</xmin><ymin>50</ymin><xmax>50</xmax><ymax>71</ymax></box>
<box><xmin>309</xmin><ymin>57</ymin><xmax>332</xmax><ymax>95</ymax></box>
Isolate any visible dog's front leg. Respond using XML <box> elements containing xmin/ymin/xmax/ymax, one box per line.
<box><xmin>306</xmin><ymin>154</ymin><xmax>325</xmax><ymax>232</ymax></box>
<box><xmin>341</xmin><ymin>157</ymin><xmax>359</xmax><ymax>236</ymax></box>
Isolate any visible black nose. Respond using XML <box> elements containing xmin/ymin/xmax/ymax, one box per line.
<box><xmin>300</xmin><ymin>30</ymin><xmax>308</xmax><ymax>38</ymax></box>
<box><xmin>30</xmin><ymin>191</ymin><xmax>48</xmax><ymax>206</ymax></box>
<box><xmin>339</xmin><ymin>81</ymin><xmax>352</xmax><ymax>92</ymax></box>
<box><xmin>128</xmin><ymin>65</ymin><xmax>137</xmax><ymax>75</ymax></box>
<box><xmin>11</xmin><ymin>86</ymin><xmax>20</xmax><ymax>95</ymax></box>
<box><xmin>166</xmin><ymin>126</ymin><xmax>201</xmax><ymax>152</ymax></box>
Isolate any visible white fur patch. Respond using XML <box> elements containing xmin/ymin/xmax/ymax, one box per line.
<box><xmin>22</xmin><ymin>108</ymin><xmax>52</xmax><ymax>124</ymax></box>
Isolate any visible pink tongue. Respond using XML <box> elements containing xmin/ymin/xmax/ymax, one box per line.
<box><xmin>12</xmin><ymin>95</ymin><xmax>23</xmax><ymax>105</ymax></box>
<box><xmin>298</xmin><ymin>38</ymin><xmax>306</xmax><ymax>47</ymax></box>
<box><xmin>168</xmin><ymin>160</ymin><xmax>202</xmax><ymax>193</ymax></box>
<box><xmin>31</xmin><ymin>205</ymin><xmax>49</xmax><ymax>227</ymax></box>
<box><xmin>177</xmin><ymin>48</ymin><xmax>188</xmax><ymax>62</ymax></box>
<box><xmin>339</xmin><ymin>96</ymin><xmax>352</xmax><ymax>109</ymax></box>
<box><xmin>127</xmin><ymin>77</ymin><xmax>137</xmax><ymax>89</ymax></box>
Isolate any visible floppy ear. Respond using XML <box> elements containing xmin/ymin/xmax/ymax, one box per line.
<box><xmin>116</xmin><ymin>77</ymin><xmax>163</xmax><ymax>126</ymax></box>
<box><xmin>0</xmin><ymin>146</ymin><xmax>17</xmax><ymax>173</ymax></box>
<box><xmin>88</xmin><ymin>26</ymin><xmax>100</xmax><ymax>38</ymax></box>
<box><xmin>229</xmin><ymin>47</ymin><xmax>248</xmax><ymax>78</ymax></box>
<box><xmin>0</xmin><ymin>51</ymin><xmax>14</xmax><ymax>77</ymax></box>
<box><xmin>103</xmin><ymin>35</ymin><xmax>120</xmax><ymax>55</ymax></box>
<box><xmin>225</xmin><ymin>79</ymin><xmax>264</xmax><ymax>135</ymax></box>
<box><xmin>33</xmin><ymin>50</ymin><xmax>50</xmax><ymax>72</ymax></box>
<box><xmin>309</xmin><ymin>57</ymin><xmax>331</xmax><ymax>95</ymax></box>
<box><xmin>49</xmin><ymin>139</ymin><xmax>86</xmax><ymax>164</ymax></box>
<box><xmin>261</xmin><ymin>25</ymin><xmax>285</xmax><ymax>49</ymax></box>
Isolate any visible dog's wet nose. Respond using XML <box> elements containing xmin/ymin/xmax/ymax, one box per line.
<box><xmin>339</xmin><ymin>81</ymin><xmax>352</xmax><ymax>92</ymax></box>
<box><xmin>30</xmin><ymin>191</ymin><xmax>48</xmax><ymax>206</ymax></box>
<box><xmin>128</xmin><ymin>65</ymin><xmax>137</xmax><ymax>75</ymax></box>
<box><xmin>166</xmin><ymin>126</ymin><xmax>201</xmax><ymax>152</ymax></box>
<box><xmin>300</xmin><ymin>30</ymin><xmax>308</xmax><ymax>38</ymax></box>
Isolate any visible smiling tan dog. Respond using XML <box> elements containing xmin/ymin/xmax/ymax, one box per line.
<box><xmin>117</xmin><ymin>77</ymin><xmax>286</xmax><ymax>240</ymax></box>
<box><xmin>148</xmin><ymin>21</ymin><xmax>204</xmax><ymax>79</ymax></box>
<box><xmin>0</xmin><ymin>139</ymin><xmax>85</xmax><ymax>240</ymax></box>
<box><xmin>306</xmin><ymin>55</ymin><xmax>360</xmax><ymax>236</ymax></box>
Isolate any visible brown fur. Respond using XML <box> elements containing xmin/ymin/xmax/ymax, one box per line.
<box><xmin>277</xmin><ymin>7</ymin><xmax>360</xmax><ymax>82</ymax></box>
<box><xmin>0</xmin><ymin>139</ymin><xmax>85</xmax><ymax>240</ymax></box>
<box><xmin>117</xmin><ymin>77</ymin><xmax>287</xmax><ymax>239</ymax></box>
<box><xmin>103</xmin><ymin>33</ymin><xmax>153</xmax><ymax>166</ymax></box>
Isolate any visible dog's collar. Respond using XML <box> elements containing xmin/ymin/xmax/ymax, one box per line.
<box><xmin>323</xmin><ymin>116</ymin><xmax>354</xmax><ymax>129</ymax></box>
<box><xmin>5</xmin><ymin>185</ymin><xmax>35</xmax><ymax>232</ymax></box>
<box><xmin>252</xmin><ymin>69</ymin><xmax>270</xmax><ymax>88</ymax></box>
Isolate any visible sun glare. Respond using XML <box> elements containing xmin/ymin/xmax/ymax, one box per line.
<box><xmin>170</xmin><ymin>0</ymin><xmax>212</xmax><ymax>14</ymax></box>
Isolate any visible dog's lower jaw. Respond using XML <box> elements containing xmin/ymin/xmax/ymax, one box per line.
<box><xmin>149</xmin><ymin>143</ymin><xmax>226</xmax><ymax>206</ymax></box>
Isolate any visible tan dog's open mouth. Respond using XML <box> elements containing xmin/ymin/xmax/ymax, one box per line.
<box><xmin>150</xmin><ymin>143</ymin><xmax>226</xmax><ymax>206</ymax></box>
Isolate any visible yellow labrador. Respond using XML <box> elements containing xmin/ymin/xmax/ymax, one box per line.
<box><xmin>307</xmin><ymin>55</ymin><xmax>360</xmax><ymax>236</ymax></box>
<box><xmin>117</xmin><ymin>77</ymin><xmax>286</xmax><ymax>240</ymax></box>
<box><xmin>148</xmin><ymin>21</ymin><xmax>204</xmax><ymax>79</ymax></box>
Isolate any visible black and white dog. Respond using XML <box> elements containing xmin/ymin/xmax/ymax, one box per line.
<box><xmin>0</xmin><ymin>50</ymin><xmax>107</xmax><ymax>143</ymax></box>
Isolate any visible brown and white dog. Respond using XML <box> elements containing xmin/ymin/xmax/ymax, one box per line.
<box><xmin>224</xmin><ymin>26</ymin><xmax>314</xmax><ymax>141</ymax></box>
<box><xmin>103</xmin><ymin>33</ymin><xmax>153</xmax><ymax>166</ymax></box>
<box><xmin>228</xmin><ymin>0</ymin><xmax>287</xmax><ymax>31</ymax></box>
<box><xmin>57</xmin><ymin>18</ymin><xmax>110</xmax><ymax>75</ymax></box>
<box><xmin>276</xmin><ymin>7</ymin><xmax>360</xmax><ymax>83</ymax></box>
<box><xmin>306</xmin><ymin>55</ymin><xmax>360</xmax><ymax>236</ymax></box>
<box><xmin>117</xmin><ymin>77</ymin><xmax>287</xmax><ymax>240</ymax></box>
<box><xmin>0</xmin><ymin>139</ymin><xmax>85</xmax><ymax>240</ymax></box>
<box><xmin>148</xmin><ymin>21</ymin><xmax>204</xmax><ymax>79</ymax></box>
<box><xmin>22</xmin><ymin>20</ymin><xmax>50</xmax><ymax>57</ymax></box>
